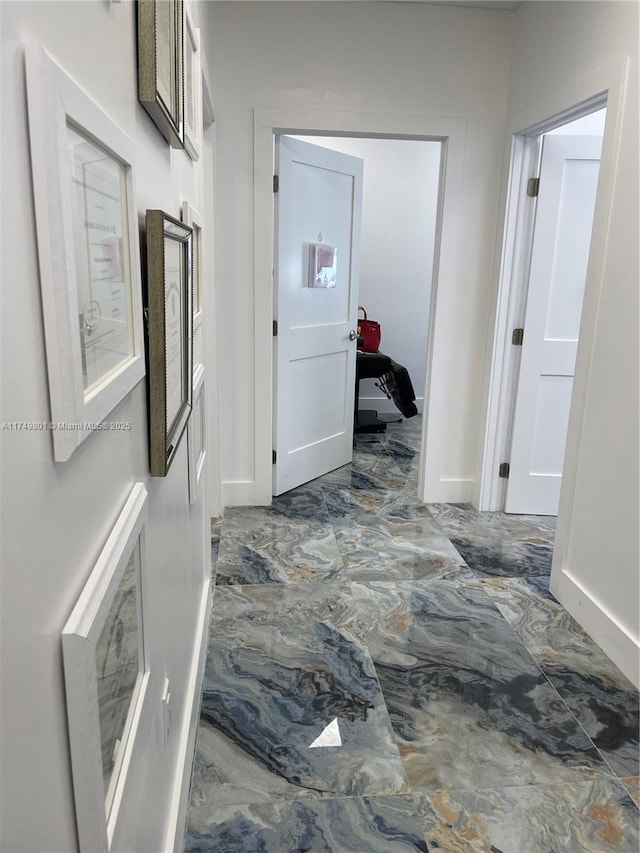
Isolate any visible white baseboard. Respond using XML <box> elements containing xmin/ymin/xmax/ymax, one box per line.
<box><xmin>358</xmin><ymin>395</ymin><xmax>424</xmax><ymax>415</ymax></box>
<box><xmin>222</xmin><ymin>479</ymin><xmax>266</xmax><ymax>508</ymax></box>
<box><xmin>422</xmin><ymin>477</ymin><xmax>474</xmax><ymax>504</ymax></box>
<box><xmin>551</xmin><ymin>568</ymin><xmax>640</xmax><ymax>689</ymax></box>
<box><xmin>164</xmin><ymin>580</ymin><xmax>212</xmax><ymax>852</ymax></box>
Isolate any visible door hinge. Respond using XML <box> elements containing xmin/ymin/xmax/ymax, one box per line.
<box><xmin>499</xmin><ymin>462</ymin><xmax>510</xmax><ymax>479</ymax></box>
<box><xmin>272</xmin><ymin>450</ymin><xmax>277</xmax><ymax>464</ymax></box>
<box><xmin>527</xmin><ymin>177</ymin><xmax>540</xmax><ymax>197</ymax></box>
<box><xmin>273</xmin><ymin>320</ymin><xmax>278</xmax><ymax>337</ymax></box>
<box><xmin>273</xmin><ymin>174</ymin><xmax>279</xmax><ymax>193</ymax></box>
<box><xmin>512</xmin><ymin>328</ymin><xmax>524</xmax><ymax>346</ymax></box>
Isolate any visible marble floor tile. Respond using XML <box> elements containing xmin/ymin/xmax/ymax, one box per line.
<box><xmin>348</xmin><ymin>580</ymin><xmax>610</xmax><ymax>792</ymax></box>
<box><xmin>216</xmin><ymin>504</ymin><xmax>343</xmax><ymax>585</ymax></box>
<box><xmin>190</xmin><ymin>584</ymin><xmax>407</xmax><ymax>808</ymax></box>
<box><xmin>187</xmin><ymin>416</ymin><xmax>640</xmax><ymax>850</ymax></box>
<box><xmin>185</xmin><ymin>795</ymin><xmax>429</xmax><ymax>853</ymax></box>
<box><xmin>479</xmin><ymin>576</ymin><xmax>640</xmax><ymax>778</ymax></box>
<box><xmin>622</xmin><ymin>777</ymin><xmax>640</xmax><ymax>807</ymax></box>
<box><xmin>415</xmin><ymin>778</ymin><xmax>640</xmax><ymax>852</ymax></box>
<box><xmin>428</xmin><ymin>502</ymin><xmax>556</xmax><ymax>578</ymax></box>
<box><xmin>210</xmin><ymin>518</ymin><xmax>222</xmax><ymax>569</ymax></box>
<box><xmin>333</xmin><ymin>514</ymin><xmax>471</xmax><ymax>582</ymax></box>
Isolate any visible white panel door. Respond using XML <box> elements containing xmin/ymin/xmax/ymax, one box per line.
<box><xmin>273</xmin><ymin>136</ymin><xmax>363</xmax><ymax>495</ymax></box>
<box><xmin>506</xmin><ymin>135</ymin><xmax>602</xmax><ymax>515</ymax></box>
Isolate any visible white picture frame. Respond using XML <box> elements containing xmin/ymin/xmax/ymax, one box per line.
<box><xmin>183</xmin><ymin>3</ymin><xmax>202</xmax><ymax>160</ymax></box>
<box><xmin>62</xmin><ymin>483</ymin><xmax>150</xmax><ymax>852</ymax></box>
<box><xmin>25</xmin><ymin>43</ymin><xmax>145</xmax><ymax>462</ymax></box>
<box><xmin>181</xmin><ymin>201</ymin><xmax>204</xmax><ymax>333</ymax></box>
<box><xmin>188</xmin><ymin>364</ymin><xmax>207</xmax><ymax>503</ymax></box>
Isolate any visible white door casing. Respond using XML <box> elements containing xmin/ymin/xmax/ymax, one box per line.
<box><xmin>505</xmin><ymin>135</ymin><xmax>603</xmax><ymax>515</ymax></box>
<box><xmin>273</xmin><ymin>136</ymin><xmax>363</xmax><ymax>495</ymax></box>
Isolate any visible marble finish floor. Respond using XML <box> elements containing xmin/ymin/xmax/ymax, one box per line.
<box><xmin>186</xmin><ymin>417</ymin><xmax>639</xmax><ymax>852</ymax></box>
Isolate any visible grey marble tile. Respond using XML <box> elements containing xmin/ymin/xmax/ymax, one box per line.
<box><xmin>185</xmin><ymin>794</ymin><xmax>429</xmax><ymax>853</ymax></box>
<box><xmin>190</xmin><ymin>585</ymin><xmax>407</xmax><ymax>807</ymax></box>
<box><xmin>333</xmin><ymin>514</ymin><xmax>471</xmax><ymax>582</ymax></box>
<box><xmin>479</xmin><ymin>577</ymin><xmax>640</xmax><ymax>778</ymax></box>
<box><xmin>210</xmin><ymin>518</ymin><xmax>222</xmax><ymax>569</ymax></box>
<box><xmin>622</xmin><ymin>777</ymin><xmax>640</xmax><ymax>807</ymax></box>
<box><xmin>427</xmin><ymin>503</ymin><xmax>556</xmax><ymax>578</ymax></box>
<box><xmin>348</xmin><ymin>580</ymin><xmax>610</xmax><ymax>792</ymax></box>
<box><xmin>415</xmin><ymin>778</ymin><xmax>640</xmax><ymax>852</ymax></box>
<box><xmin>216</xmin><ymin>504</ymin><xmax>343</xmax><ymax>585</ymax></box>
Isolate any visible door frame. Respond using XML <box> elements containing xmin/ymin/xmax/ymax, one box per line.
<box><xmin>477</xmin><ymin>61</ymin><xmax>626</xmax><ymax>513</ymax></box>
<box><xmin>253</xmin><ymin>108</ymin><xmax>466</xmax><ymax>505</ymax></box>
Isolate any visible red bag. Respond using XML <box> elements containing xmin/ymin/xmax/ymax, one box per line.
<box><xmin>357</xmin><ymin>307</ymin><xmax>381</xmax><ymax>353</ymax></box>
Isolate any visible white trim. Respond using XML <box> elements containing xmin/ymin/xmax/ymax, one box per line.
<box><xmin>551</xmin><ymin>568</ymin><xmax>639</xmax><ymax>689</ymax></box>
<box><xmin>181</xmin><ymin>201</ymin><xmax>205</xmax><ymax>333</ymax></box>
<box><xmin>183</xmin><ymin>4</ymin><xmax>202</xmax><ymax>161</ymax></box>
<box><xmin>62</xmin><ymin>483</ymin><xmax>149</xmax><ymax>853</ymax></box>
<box><xmin>251</xmin><ymin>108</ymin><xmax>467</xmax><ymax>508</ymax></box>
<box><xmin>476</xmin><ymin>134</ymin><xmax>540</xmax><ymax>510</ymax></box>
<box><xmin>478</xmin><ymin>58</ymin><xmax>626</xmax><ymax>513</ymax></box>
<box><xmin>187</xmin><ymin>365</ymin><xmax>207</xmax><ymax>503</ymax></box>
<box><xmin>24</xmin><ymin>43</ymin><xmax>145</xmax><ymax>462</ymax></box>
<box><xmin>164</xmin><ymin>580</ymin><xmax>212</xmax><ymax>852</ymax></box>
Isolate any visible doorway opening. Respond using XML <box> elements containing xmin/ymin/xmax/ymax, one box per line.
<box><xmin>272</xmin><ymin>132</ymin><xmax>443</xmax><ymax>496</ymax></box>
<box><xmin>480</xmin><ymin>98</ymin><xmax>608</xmax><ymax>516</ymax></box>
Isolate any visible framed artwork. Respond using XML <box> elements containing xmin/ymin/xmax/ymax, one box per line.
<box><xmin>308</xmin><ymin>243</ymin><xmax>338</xmax><ymax>288</ymax></box>
<box><xmin>137</xmin><ymin>0</ymin><xmax>184</xmax><ymax>148</ymax></box>
<box><xmin>62</xmin><ymin>483</ymin><xmax>150</xmax><ymax>852</ymax></box>
<box><xmin>25</xmin><ymin>43</ymin><xmax>145</xmax><ymax>462</ymax></box>
<box><xmin>188</xmin><ymin>364</ymin><xmax>206</xmax><ymax>503</ymax></box>
<box><xmin>181</xmin><ymin>201</ymin><xmax>203</xmax><ymax>333</ymax></box>
<box><xmin>183</xmin><ymin>3</ymin><xmax>202</xmax><ymax>160</ymax></box>
<box><xmin>146</xmin><ymin>210</ymin><xmax>193</xmax><ymax>476</ymax></box>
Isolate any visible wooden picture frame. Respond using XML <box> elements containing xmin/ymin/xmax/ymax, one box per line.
<box><xmin>25</xmin><ymin>43</ymin><xmax>145</xmax><ymax>462</ymax></box>
<box><xmin>146</xmin><ymin>210</ymin><xmax>193</xmax><ymax>476</ymax></box>
<box><xmin>183</xmin><ymin>3</ymin><xmax>202</xmax><ymax>160</ymax></box>
<box><xmin>62</xmin><ymin>483</ymin><xmax>150</xmax><ymax>852</ymax></box>
<box><xmin>137</xmin><ymin>0</ymin><xmax>184</xmax><ymax>148</ymax></box>
<box><xmin>188</xmin><ymin>364</ymin><xmax>206</xmax><ymax>503</ymax></box>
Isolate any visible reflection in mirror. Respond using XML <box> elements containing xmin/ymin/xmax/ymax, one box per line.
<box><xmin>95</xmin><ymin>544</ymin><xmax>141</xmax><ymax>803</ymax></box>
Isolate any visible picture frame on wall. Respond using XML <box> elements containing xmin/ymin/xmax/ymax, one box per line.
<box><xmin>25</xmin><ymin>43</ymin><xmax>146</xmax><ymax>463</ymax></box>
<box><xmin>62</xmin><ymin>483</ymin><xmax>150</xmax><ymax>853</ymax></box>
<box><xmin>188</xmin><ymin>364</ymin><xmax>206</xmax><ymax>503</ymax></box>
<box><xmin>181</xmin><ymin>201</ymin><xmax>203</xmax><ymax>345</ymax></box>
<box><xmin>137</xmin><ymin>0</ymin><xmax>184</xmax><ymax>148</ymax></box>
<box><xmin>145</xmin><ymin>210</ymin><xmax>193</xmax><ymax>476</ymax></box>
<box><xmin>183</xmin><ymin>2</ymin><xmax>202</xmax><ymax>160</ymax></box>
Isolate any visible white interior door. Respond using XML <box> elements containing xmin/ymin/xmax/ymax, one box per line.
<box><xmin>273</xmin><ymin>136</ymin><xmax>363</xmax><ymax>495</ymax></box>
<box><xmin>506</xmin><ymin>135</ymin><xmax>603</xmax><ymax>515</ymax></box>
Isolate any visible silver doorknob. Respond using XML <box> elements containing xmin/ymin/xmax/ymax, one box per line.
<box><xmin>349</xmin><ymin>329</ymin><xmax>358</xmax><ymax>341</ymax></box>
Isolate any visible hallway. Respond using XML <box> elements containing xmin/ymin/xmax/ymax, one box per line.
<box><xmin>184</xmin><ymin>418</ymin><xmax>639</xmax><ymax>852</ymax></box>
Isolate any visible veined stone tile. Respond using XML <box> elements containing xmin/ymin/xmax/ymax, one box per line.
<box><xmin>348</xmin><ymin>580</ymin><xmax>609</xmax><ymax>792</ymax></box>
<box><xmin>479</xmin><ymin>576</ymin><xmax>640</xmax><ymax>778</ymax></box>
<box><xmin>333</xmin><ymin>514</ymin><xmax>470</xmax><ymax>582</ymax></box>
<box><xmin>415</xmin><ymin>779</ymin><xmax>640</xmax><ymax>853</ymax></box>
<box><xmin>185</xmin><ymin>795</ymin><xmax>429</xmax><ymax>853</ymax></box>
<box><xmin>427</xmin><ymin>503</ymin><xmax>556</xmax><ymax>577</ymax></box>
<box><xmin>190</xmin><ymin>585</ymin><xmax>407</xmax><ymax>807</ymax></box>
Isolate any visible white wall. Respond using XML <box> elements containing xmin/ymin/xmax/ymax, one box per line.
<box><xmin>498</xmin><ymin>1</ymin><xmax>639</xmax><ymax>685</ymax></box>
<box><xmin>200</xmin><ymin>1</ymin><xmax>513</xmax><ymax>505</ymax></box>
<box><xmin>0</xmin><ymin>1</ymin><xmax>212</xmax><ymax>850</ymax></box>
<box><xmin>294</xmin><ymin>136</ymin><xmax>441</xmax><ymax>414</ymax></box>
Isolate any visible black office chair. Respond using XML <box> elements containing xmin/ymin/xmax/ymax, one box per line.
<box><xmin>355</xmin><ymin>344</ymin><xmax>418</xmax><ymax>434</ymax></box>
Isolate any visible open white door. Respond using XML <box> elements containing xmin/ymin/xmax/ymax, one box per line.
<box><xmin>506</xmin><ymin>135</ymin><xmax>603</xmax><ymax>515</ymax></box>
<box><xmin>273</xmin><ymin>136</ymin><xmax>363</xmax><ymax>495</ymax></box>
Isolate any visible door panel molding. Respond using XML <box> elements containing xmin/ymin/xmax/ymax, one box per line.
<box><xmin>252</xmin><ymin>108</ymin><xmax>467</xmax><ymax>507</ymax></box>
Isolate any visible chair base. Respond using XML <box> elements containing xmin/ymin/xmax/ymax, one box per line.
<box><xmin>355</xmin><ymin>409</ymin><xmax>386</xmax><ymax>434</ymax></box>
